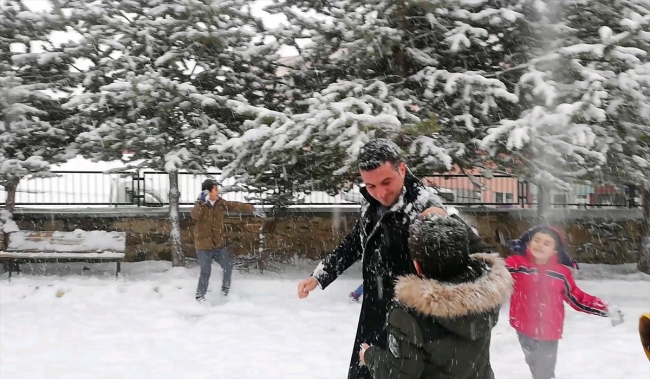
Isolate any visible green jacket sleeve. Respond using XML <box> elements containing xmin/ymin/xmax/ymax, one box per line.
<box><xmin>364</xmin><ymin>308</ymin><xmax>425</xmax><ymax>379</ymax></box>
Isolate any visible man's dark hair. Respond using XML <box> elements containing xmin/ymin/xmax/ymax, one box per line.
<box><xmin>408</xmin><ymin>215</ymin><xmax>473</xmax><ymax>282</ymax></box>
<box><xmin>202</xmin><ymin>179</ymin><xmax>219</xmax><ymax>192</ymax></box>
<box><xmin>356</xmin><ymin>138</ymin><xmax>402</xmax><ymax>171</ymax></box>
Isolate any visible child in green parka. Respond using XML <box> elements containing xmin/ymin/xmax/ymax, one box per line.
<box><xmin>359</xmin><ymin>214</ymin><xmax>513</xmax><ymax>379</ymax></box>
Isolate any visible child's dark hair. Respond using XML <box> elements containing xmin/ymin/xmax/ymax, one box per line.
<box><xmin>408</xmin><ymin>215</ymin><xmax>473</xmax><ymax>282</ymax></box>
<box><xmin>530</xmin><ymin>226</ymin><xmax>559</xmax><ymax>249</ymax></box>
<box><xmin>509</xmin><ymin>225</ymin><xmax>578</xmax><ymax>268</ymax></box>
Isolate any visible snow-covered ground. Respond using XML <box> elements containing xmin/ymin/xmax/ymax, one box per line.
<box><xmin>1</xmin><ymin>262</ymin><xmax>649</xmax><ymax>379</ymax></box>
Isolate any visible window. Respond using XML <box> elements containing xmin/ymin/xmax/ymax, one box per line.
<box><xmin>455</xmin><ymin>189</ymin><xmax>482</xmax><ymax>204</ymax></box>
<box><xmin>495</xmin><ymin>192</ymin><xmax>514</xmax><ymax>204</ymax></box>
<box><xmin>553</xmin><ymin>194</ymin><xmax>568</xmax><ymax>205</ymax></box>
<box><xmin>594</xmin><ymin>194</ymin><xmax>626</xmax><ymax>206</ymax></box>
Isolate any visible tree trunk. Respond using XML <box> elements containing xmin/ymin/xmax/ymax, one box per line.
<box><xmin>537</xmin><ymin>183</ymin><xmax>550</xmax><ymax>223</ymax></box>
<box><xmin>168</xmin><ymin>171</ymin><xmax>186</xmax><ymax>267</ymax></box>
<box><xmin>257</xmin><ymin>222</ymin><xmax>266</xmax><ymax>273</ymax></box>
<box><xmin>641</xmin><ymin>187</ymin><xmax>650</xmax><ymax>226</ymax></box>
<box><xmin>638</xmin><ymin>187</ymin><xmax>650</xmax><ymax>274</ymax></box>
<box><xmin>392</xmin><ymin>0</ymin><xmax>409</xmax><ymax>79</ymax></box>
<box><xmin>2</xmin><ymin>178</ymin><xmax>19</xmax><ymax>251</ymax></box>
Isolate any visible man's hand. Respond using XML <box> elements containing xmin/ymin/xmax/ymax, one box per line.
<box><xmin>359</xmin><ymin>343</ymin><xmax>370</xmax><ymax>366</ymax></box>
<box><xmin>197</xmin><ymin>190</ymin><xmax>209</xmax><ymax>203</ymax></box>
<box><xmin>297</xmin><ymin>277</ymin><xmax>319</xmax><ymax>299</ymax></box>
<box><xmin>419</xmin><ymin>206</ymin><xmax>447</xmax><ymax>218</ymax></box>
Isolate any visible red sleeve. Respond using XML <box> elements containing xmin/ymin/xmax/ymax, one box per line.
<box><xmin>505</xmin><ymin>255</ymin><xmax>526</xmax><ymax>272</ymax></box>
<box><xmin>555</xmin><ymin>267</ymin><xmax>608</xmax><ymax>317</ymax></box>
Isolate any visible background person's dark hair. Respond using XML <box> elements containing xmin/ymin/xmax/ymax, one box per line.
<box><xmin>408</xmin><ymin>215</ymin><xmax>474</xmax><ymax>282</ymax></box>
<box><xmin>357</xmin><ymin>138</ymin><xmax>402</xmax><ymax>171</ymax></box>
<box><xmin>201</xmin><ymin>179</ymin><xmax>219</xmax><ymax>192</ymax></box>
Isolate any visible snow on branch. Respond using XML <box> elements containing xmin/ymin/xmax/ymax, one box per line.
<box><xmin>217</xmin><ymin>79</ymin><xmax>449</xmax><ymax>179</ymax></box>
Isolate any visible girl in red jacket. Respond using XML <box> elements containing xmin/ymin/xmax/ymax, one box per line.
<box><xmin>505</xmin><ymin>226</ymin><xmax>624</xmax><ymax>379</ymax></box>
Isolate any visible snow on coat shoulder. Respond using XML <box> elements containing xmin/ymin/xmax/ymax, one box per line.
<box><xmin>401</xmin><ymin>180</ymin><xmax>444</xmax><ymax>220</ymax></box>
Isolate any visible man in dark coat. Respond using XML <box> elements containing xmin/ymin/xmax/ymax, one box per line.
<box><xmin>297</xmin><ymin>139</ymin><xmax>471</xmax><ymax>379</ymax></box>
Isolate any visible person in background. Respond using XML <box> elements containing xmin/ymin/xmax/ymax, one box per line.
<box><xmin>359</xmin><ymin>214</ymin><xmax>512</xmax><ymax>379</ymax></box>
<box><xmin>191</xmin><ymin>179</ymin><xmax>261</xmax><ymax>301</ymax></box>
<box><xmin>505</xmin><ymin>226</ymin><xmax>625</xmax><ymax>379</ymax></box>
<box><xmin>350</xmin><ymin>283</ymin><xmax>364</xmax><ymax>302</ymax></box>
<box><xmin>640</xmin><ymin>313</ymin><xmax>650</xmax><ymax>361</ymax></box>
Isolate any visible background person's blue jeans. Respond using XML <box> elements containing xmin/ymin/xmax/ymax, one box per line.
<box><xmin>196</xmin><ymin>248</ymin><xmax>232</xmax><ymax>297</ymax></box>
<box><xmin>351</xmin><ymin>284</ymin><xmax>363</xmax><ymax>299</ymax></box>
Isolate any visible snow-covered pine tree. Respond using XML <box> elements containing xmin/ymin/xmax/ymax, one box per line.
<box><xmin>63</xmin><ymin>0</ymin><xmax>278</xmax><ymax>266</ymax></box>
<box><xmin>586</xmin><ymin>2</ymin><xmax>650</xmax><ymax>196</ymax></box>
<box><xmin>230</xmin><ymin>0</ymin><xmax>525</xmax><ymax>197</ymax></box>
<box><xmin>0</xmin><ymin>1</ymin><xmax>75</xmax><ymax>242</ymax></box>
<box><xmin>567</xmin><ymin>0</ymin><xmax>650</xmax><ymax>273</ymax></box>
<box><xmin>400</xmin><ymin>0</ymin><xmax>525</xmax><ymax>173</ymax></box>
<box><xmin>481</xmin><ymin>0</ymin><xmax>650</xmax><ymax>214</ymax></box>
<box><xmin>579</xmin><ymin>0</ymin><xmax>650</xmax><ymax>273</ymax></box>
<box><xmin>221</xmin><ymin>79</ymin><xmax>438</xmax><ymax>206</ymax></box>
<box><xmin>75</xmin><ymin>72</ymin><xmax>229</xmax><ymax>266</ymax></box>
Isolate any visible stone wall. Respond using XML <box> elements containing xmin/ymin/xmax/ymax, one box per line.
<box><xmin>4</xmin><ymin>208</ymin><xmax>359</xmax><ymax>262</ymax></box>
<box><xmin>3</xmin><ymin>207</ymin><xmax>646</xmax><ymax>264</ymax></box>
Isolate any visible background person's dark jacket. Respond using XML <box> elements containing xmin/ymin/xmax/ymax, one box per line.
<box><xmin>364</xmin><ymin>253</ymin><xmax>513</xmax><ymax>379</ymax></box>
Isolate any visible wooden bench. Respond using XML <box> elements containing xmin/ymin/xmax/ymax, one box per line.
<box><xmin>0</xmin><ymin>230</ymin><xmax>126</xmax><ymax>279</ymax></box>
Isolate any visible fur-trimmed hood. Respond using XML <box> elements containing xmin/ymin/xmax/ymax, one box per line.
<box><xmin>394</xmin><ymin>253</ymin><xmax>513</xmax><ymax>318</ymax></box>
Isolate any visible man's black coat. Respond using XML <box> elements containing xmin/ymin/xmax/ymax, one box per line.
<box><xmin>311</xmin><ymin>172</ymin><xmax>484</xmax><ymax>379</ymax></box>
